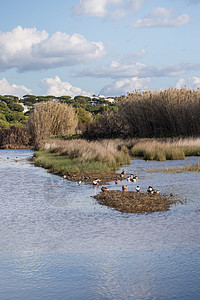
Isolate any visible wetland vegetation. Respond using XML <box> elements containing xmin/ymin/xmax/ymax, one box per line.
<box><xmin>1</xmin><ymin>88</ymin><xmax>200</xmax><ymax>213</ymax></box>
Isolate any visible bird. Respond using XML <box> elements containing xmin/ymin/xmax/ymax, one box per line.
<box><xmin>121</xmin><ymin>169</ymin><xmax>125</xmax><ymax>175</ymax></box>
<box><xmin>122</xmin><ymin>185</ymin><xmax>128</xmax><ymax>191</ymax></box>
<box><xmin>115</xmin><ymin>179</ymin><xmax>119</xmax><ymax>184</ymax></box>
<box><xmin>147</xmin><ymin>186</ymin><xmax>154</xmax><ymax>194</ymax></box>
<box><xmin>93</xmin><ymin>179</ymin><xmax>101</xmax><ymax>186</ymax></box>
<box><xmin>63</xmin><ymin>175</ymin><xmax>67</xmax><ymax>179</ymax></box>
<box><xmin>101</xmin><ymin>186</ymin><xmax>109</xmax><ymax>192</ymax></box>
<box><xmin>153</xmin><ymin>189</ymin><xmax>160</xmax><ymax>194</ymax></box>
<box><xmin>131</xmin><ymin>178</ymin><xmax>137</xmax><ymax>183</ymax></box>
<box><xmin>136</xmin><ymin>186</ymin><xmax>140</xmax><ymax>192</ymax></box>
<box><xmin>127</xmin><ymin>176</ymin><xmax>131</xmax><ymax>182</ymax></box>
<box><xmin>78</xmin><ymin>180</ymin><xmax>82</xmax><ymax>185</ymax></box>
<box><xmin>133</xmin><ymin>175</ymin><xmax>138</xmax><ymax>181</ymax></box>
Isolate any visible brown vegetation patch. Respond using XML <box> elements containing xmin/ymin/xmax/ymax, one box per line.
<box><xmin>93</xmin><ymin>190</ymin><xmax>175</xmax><ymax>214</ymax></box>
<box><xmin>59</xmin><ymin>171</ymin><xmax>122</xmax><ymax>185</ymax></box>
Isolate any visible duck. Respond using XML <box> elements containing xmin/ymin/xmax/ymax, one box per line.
<box><xmin>115</xmin><ymin>179</ymin><xmax>119</xmax><ymax>184</ymax></box>
<box><xmin>121</xmin><ymin>169</ymin><xmax>125</xmax><ymax>175</ymax></box>
<box><xmin>101</xmin><ymin>186</ymin><xmax>109</xmax><ymax>192</ymax></box>
<box><xmin>93</xmin><ymin>179</ymin><xmax>101</xmax><ymax>186</ymax></box>
<box><xmin>127</xmin><ymin>176</ymin><xmax>131</xmax><ymax>182</ymax></box>
<box><xmin>78</xmin><ymin>180</ymin><xmax>82</xmax><ymax>185</ymax></box>
<box><xmin>136</xmin><ymin>186</ymin><xmax>140</xmax><ymax>193</ymax></box>
<box><xmin>122</xmin><ymin>185</ymin><xmax>128</xmax><ymax>191</ymax></box>
<box><xmin>63</xmin><ymin>175</ymin><xmax>67</xmax><ymax>179</ymax></box>
<box><xmin>133</xmin><ymin>175</ymin><xmax>138</xmax><ymax>180</ymax></box>
<box><xmin>147</xmin><ymin>186</ymin><xmax>154</xmax><ymax>194</ymax></box>
<box><xmin>153</xmin><ymin>189</ymin><xmax>160</xmax><ymax>194</ymax></box>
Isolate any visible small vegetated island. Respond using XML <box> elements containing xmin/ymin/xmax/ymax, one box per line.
<box><xmin>1</xmin><ymin>89</ymin><xmax>200</xmax><ymax>213</ymax></box>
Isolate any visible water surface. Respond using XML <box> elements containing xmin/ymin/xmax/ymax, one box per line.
<box><xmin>0</xmin><ymin>150</ymin><xmax>199</xmax><ymax>299</ymax></box>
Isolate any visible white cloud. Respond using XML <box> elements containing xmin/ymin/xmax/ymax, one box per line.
<box><xmin>77</xmin><ymin>60</ymin><xmax>200</xmax><ymax>79</ymax></box>
<box><xmin>0</xmin><ymin>78</ymin><xmax>32</xmax><ymax>97</ymax></box>
<box><xmin>41</xmin><ymin>76</ymin><xmax>91</xmax><ymax>97</ymax></box>
<box><xmin>176</xmin><ymin>77</ymin><xmax>200</xmax><ymax>89</ymax></box>
<box><xmin>73</xmin><ymin>0</ymin><xmax>121</xmax><ymax>17</ymax></box>
<box><xmin>100</xmin><ymin>77</ymin><xmax>151</xmax><ymax>96</ymax></box>
<box><xmin>73</xmin><ymin>0</ymin><xmax>145</xmax><ymax>17</ymax></box>
<box><xmin>132</xmin><ymin>7</ymin><xmax>191</xmax><ymax>28</ymax></box>
<box><xmin>0</xmin><ymin>26</ymin><xmax>106</xmax><ymax>72</ymax></box>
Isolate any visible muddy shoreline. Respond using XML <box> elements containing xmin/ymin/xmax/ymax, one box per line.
<box><xmin>93</xmin><ymin>190</ymin><xmax>176</xmax><ymax>214</ymax></box>
<box><xmin>34</xmin><ymin>159</ymin><xmax>178</xmax><ymax>214</ymax></box>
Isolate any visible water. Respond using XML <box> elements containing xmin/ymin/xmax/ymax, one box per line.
<box><xmin>0</xmin><ymin>149</ymin><xmax>200</xmax><ymax>300</ymax></box>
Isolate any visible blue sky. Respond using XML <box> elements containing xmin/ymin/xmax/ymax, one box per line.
<box><xmin>0</xmin><ymin>0</ymin><xmax>200</xmax><ymax>97</ymax></box>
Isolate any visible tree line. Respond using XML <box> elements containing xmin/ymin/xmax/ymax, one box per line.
<box><xmin>0</xmin><ymin>88</ymin><xmax>200</xmax><ymax>148</ymax></box>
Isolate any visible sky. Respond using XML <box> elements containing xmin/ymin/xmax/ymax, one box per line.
<box><xmin>0</xmin><ymin>0</ymin><xmax>200</xmax><ymax>98</ymax></box>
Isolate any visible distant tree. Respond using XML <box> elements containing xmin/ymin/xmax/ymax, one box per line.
<box><xmin>5</xmin><ymin>111</ymin><xmax>26</xmax><ymax>123</ymax></box>
<box><xmin>7</xmin><ymin>103</ymin><xmax>24</xmax><ymax>112</ymax></box>
<box><xmin>77</xmin><ymin>107</ymin><xmax>92</xmax><ymax>125</ymax></box>
<box><xmin>0</xmin><ymin>101</ymin><xmax>10</xmax><ymax>113</ymax></box>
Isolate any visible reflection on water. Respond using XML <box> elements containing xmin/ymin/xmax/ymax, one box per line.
<box><xmin>0</xmin><ymin>150</ymin><xmax>200</xmax><ymax>299</ymax></box>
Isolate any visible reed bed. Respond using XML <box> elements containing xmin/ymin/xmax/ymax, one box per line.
<box><xmin>123</xmin><ymin>88</ymin><xmax>200</xmax><ymax>137</ymax></box>
<box><xmin>34</xmin><ymin>138</ymin><xmax>130</xmax><ymax>175</ymax></box>
<box><xmin>131</xmin><ymin>137</ymin><xmax>200</xmax><ymax>161</ymax></box>
<box><xmin>147</xmin><ymin>161</ymin><xmax>200</xmax><ymax>173</ymax></box>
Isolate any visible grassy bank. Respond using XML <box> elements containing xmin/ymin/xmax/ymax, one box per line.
<box><xmin>34</xmin><ymin>137</ymin><xmax>200</xmax><ymax>181</ymax></box>
<box><xmin>131</xmin><ymin>137</ymin><xmax>200</xmax><ymax>161</ymax></box>
<box><xmin>34</xmin><ymin>138</ymin><xmax>130</xmax><ymax>180</ymax></box>
<box><xmin>147</xmin><ymin>161</ymin><xmax>200</xmax><ymax>174</ymax></box>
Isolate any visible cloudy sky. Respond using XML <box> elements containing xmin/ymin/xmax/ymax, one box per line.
<box><xmin>0</xmin><ymin>0</ymin><xmax>200</xmax><ymax>97</ymax></box>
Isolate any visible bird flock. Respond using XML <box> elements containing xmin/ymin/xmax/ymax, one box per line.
<box><xmin>63</xmin><ymin>168</ymin><xmax>160</xmax><ymax>194</ymax></box>
<box><xmin>92</xmin><ymin>169</ymin><xmax>160</xmax><ymax>194</ymax></box>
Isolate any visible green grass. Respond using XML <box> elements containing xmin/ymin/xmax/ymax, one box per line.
<box><xmin>34</xmin><ymin>149</ymin><xmax>130</xmax><ymax>175</ymax></box>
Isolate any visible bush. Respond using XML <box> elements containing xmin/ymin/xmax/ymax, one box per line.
<box><xmin>27</xmin><ymin>101</ymin><xmax>78</xmax><ymax>147</ymax></box>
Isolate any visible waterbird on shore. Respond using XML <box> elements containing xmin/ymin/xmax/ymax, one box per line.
<box><xmin>122</xmin><ymin>185</ymin><xmax>128</xmax><ymax>191</ymax></box>
<box><xmin>115</xmin><ymin>179</ymin><xmax>119</xmax><ymax>184</ymax></box>
<box><xmin>78</xmin><ymin>180</ymin><xmax>82</xmax><ymax>185</ymax></box>
<box><xmin>93</xmin><ymin>179</ymin><xmax>101</xmax><ymax>186</ymax></box>
<box><xmin>153</xmin><ymin>189</ymin><xmax>160</xmax><ymax>194</ymax></box>
<box><xmin>136</xmin><ymin>186</ymin><xmax>140</xmax><ymax>192</ymax></box>
<box><xmin>63</xmin><ymin>175</ymin><xmax>67</xmax><ymax>179</ymax></box>
<box><xmin>147</xmin><ymin>186</ymin><xmax>154</xmax><ymax>194</ymax></box>
<box><xmin>101</xmin><ymin>186</ymin><xmax>109</xmax><ymax>192</ymax></box>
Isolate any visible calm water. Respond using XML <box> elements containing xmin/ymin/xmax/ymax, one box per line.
<box><xmin>0</xmin><ymin>149</ymin><xmax>200</xmax><ymax>300</ymax></box>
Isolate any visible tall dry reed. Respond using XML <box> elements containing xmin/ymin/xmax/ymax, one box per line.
<box><xmin>131</xmin><ymin>137</ymin><xmax>200</xmax><ymax>160</ymax></box>
<box><xmin>122</xmin><ymin>88</ymin><xmax>200</xmax><ymax>137</ymax></box>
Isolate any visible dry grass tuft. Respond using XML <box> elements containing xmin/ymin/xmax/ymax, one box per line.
<box><xmin>131</xmin><ymin>137</ymin><xmax>200</xmax><ymax>161</ymax></box>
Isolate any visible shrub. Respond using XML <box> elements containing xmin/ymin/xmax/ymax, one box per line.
<box><xmin>27</xmin><ymin>101</ymin><xmax>78</xmax><ymax>147</ymax></box>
